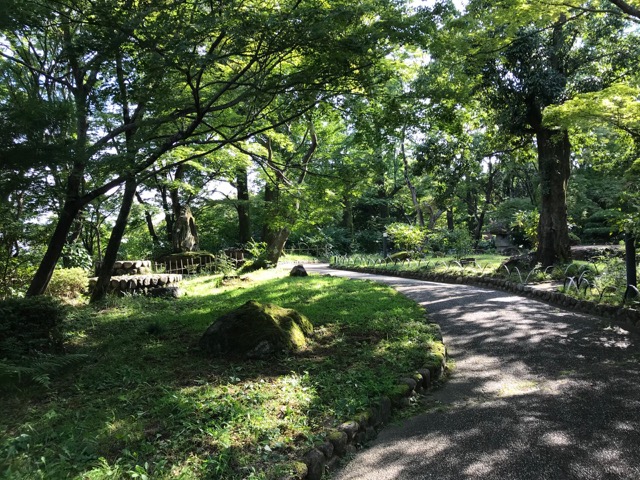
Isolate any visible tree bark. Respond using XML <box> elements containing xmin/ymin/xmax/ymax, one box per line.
<box><xmin>264</xmin><ymin>227</ymin><xmax>291</xmax><ymax>265</ymax></box>
<box><xmin>446</xmin><ymin>208</ymin><xmax>454</xmax><ymax>231</ymax></box>
<box><xmin>90</xmin><ymin>177</ymin><xmax>137</xmax><ymax>303</ymax></box>
<box><xmin>342</xmin><ymin>196</ymin><xmax>354</xmax><ymax>235</ymax></box>
<box><xmin>136</xmin><ymin>191</ymin><xmax>160</xmax><ymax>245</ymax></box>
<box><xmin>26</xmin><ymin>199</ymin><xmax>82</xmax><ymax>295</ymax></box>
<box><xmin>400</xmin><ymin>129</ymin><xmax>425</xmax><ymax>227</ymax></box>
<box><xmin>625</xmin><ymin>233</ymin><xmax>637</xmax><ymax>300</ymax></box>
<box><xmin>235</xmin><ymin>166</ymin><xmax>251</xmax><ymax>244</ymax></box>
<box><xmin>535</xmin><ymin>127</ymin><xmax>571</xmax><ymax>266</ymax></box>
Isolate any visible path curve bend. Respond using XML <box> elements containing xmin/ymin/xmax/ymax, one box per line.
<box><xmin>306</xmin><ymin>265</ymin><xmax>640</xmax><ymax>480</ymax></box>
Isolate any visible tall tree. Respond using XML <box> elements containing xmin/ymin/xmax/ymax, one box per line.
<box><xmin>0</xmin><ymin>0</ymin><xmax>411</xmax><ymax>295</ymax></box>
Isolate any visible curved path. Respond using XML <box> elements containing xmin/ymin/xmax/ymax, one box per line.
<box><xmin>306</xmin><ymin>265</ymin><xmax>640</xmax><ymax>480</ymax></box>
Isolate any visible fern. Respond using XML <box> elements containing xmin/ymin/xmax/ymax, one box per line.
<box><xmin>0</xmin><ymin>353</ymin><xmax>87</xmax><ymax>388</ymax></box>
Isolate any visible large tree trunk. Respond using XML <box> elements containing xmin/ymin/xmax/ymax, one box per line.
<box><xmin>90</xmin><ymin>177</ymin><xmax>137</xmax><ymax>303</ymax></box>
<box><xmin>236</xmin><ymin>166</ymin><xmax>251</xmax><ymax>244</ymax></box>
<box><xmin>26</xmin><ymin>200</ymin><xmax>82</xmax><ymax>296</ymax></box>
<box><xmin>625</xmin><ymin>233</ymin><xmax>637</xmax><ymax>300</ymax></box>
<box><xmin>536</xmin><ymin>127</ymin><xmax>571</xmax><ymax>266</ymax></box>
<box><xmin>264</xmin><ymin>227</ymin><xmax>291</xmax><ymax>265</ymax></box>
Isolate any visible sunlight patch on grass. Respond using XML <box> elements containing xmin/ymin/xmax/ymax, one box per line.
<box><xmin>1</xmin><ymin>271</ymin><xmax>442</xmax><ymax>479</ymax></box>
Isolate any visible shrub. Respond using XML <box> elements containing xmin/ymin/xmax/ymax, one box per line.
<box><xmin>512</xmin><ymin>210</ymin><xmax>540</xmax><ymax>249</ymax></box>
<box><xmin>385</xmin><ymin>223</ymin><xmax>427</xmax><ymax>252</ymax></box>
<box><xmin>61</xmin><ymin>242</ymin><xmax>93</xmax><ymax>270</ymax></box>
<box><xmin>45</xmin><ymin>267</ymin><xmax>88</xmax><ymax>300</ymax></box>
<box><xmin>0</xmin><ymin>296</ymin><xmax>66</xmax><ymax>358</ymax></box>
<box><xmin>428</xmin><ymin>228</ymin><xmax>474</xmax><ymax>258</ymax></box>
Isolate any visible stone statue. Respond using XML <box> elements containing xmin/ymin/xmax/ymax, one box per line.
<box><xmin>172</xmin><ymin>205</ymin><xmax>199</xmax><ymax>252</ymax></box>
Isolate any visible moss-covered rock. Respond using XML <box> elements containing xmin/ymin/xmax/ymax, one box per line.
<box><xmin>199</xmin><ymin>300</ymin><xmax>313</xmax><ymax>358</ymax></box>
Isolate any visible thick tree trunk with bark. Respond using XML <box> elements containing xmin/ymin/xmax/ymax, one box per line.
<box><xmin>536</xmin><ymin>127</ymin><xmax>571</xmax><ymax>267</ymax></box>
<box><xmin>625</xmin><ymin>233</ymin><xmax>637</xmax><ymax>300</ymax></box>
<box><xmin>236</xmin><ymin>166</ymin><xmax>251</xmax><ymax>244</ymax></box>
<box><xmin>90</xmin><ymin>177</ymin><xmax>137</xmax><ymax>303</ymax></box>
<box><xmin>26</xmin><ymin>199</ymin><xmax>82</xmax><ymax>296</ymax></box>
<box><xmin>264</xmin><ymin>227</ymin><xmax>291</xmax><ymax>265</ymax></box>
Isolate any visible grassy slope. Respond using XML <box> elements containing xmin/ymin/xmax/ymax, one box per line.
<box><xmin>1</xmin><ymin>270</ymin><xmax>440</xmax><ymax>479</ymax></box>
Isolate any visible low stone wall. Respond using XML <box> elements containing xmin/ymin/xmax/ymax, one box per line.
<box><xmin>95</xmin><ymin>260</ymin><xmax>153</xmax><ymax>276</ymax></box>
<box><xmin>88</xmin><ymin>274</ymin><xmax>182</xmax><ymax>295</ymax></box>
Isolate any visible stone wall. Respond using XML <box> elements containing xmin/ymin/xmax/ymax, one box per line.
<box><xmin>88</xmin><ymin>273</ymin><xmax>182</xmax><ymax>296</ymax></box>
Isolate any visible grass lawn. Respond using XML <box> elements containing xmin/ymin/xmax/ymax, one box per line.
<box><xmin>337</xmin><ymin>253</ymin><xmax>509</xmax><ymax>277</ymax></box>
<box><xmin>1</xmin><ymin>268</ymin><xmax>442</xmax><ymax>479</ymax></box>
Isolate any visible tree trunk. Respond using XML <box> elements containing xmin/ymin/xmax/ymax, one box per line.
<box><xmin>342</xmin><ymin>196</ymin><xmax>354</xmax><ymax>235</ymax></box>
<box><xmin>446</xmin><ymin>208</ymin><xmax>454</xmax><ymax>231</ymax></box>
<box><xmin>536</xmin><ymin>127</ymin><xmax>571</xmax><ymax>266</ymax></box>
<box><xmin>236</xmin><ymin>166</ymin><xmax>251</xmax><ymax>244</ymax></box>
<box><xmin>474</xmin><ymin>210</ymin><xmax>486</xmax><ymax>244</ymax></box>
<box><xmin>26</xmin><ymin>200</ymin><xmax>82</xmax><ymax>296</ymax></box>
<box><xmin>90</xmin><ymin>177</ymin><xmax>137</xmax><ymax>303</ymax></box>
<box><xmin>400</xmin><ymin>131</ymin><xmax>425</xmax><ymax>227</ymax></box>
<box><xmin>264</xmin><ymin>227</ymin><xmax>291</xmax><ymax>265</ymax></box>
<box><xmin>625</xmin><ymin>233</ymin><xmax>638</xmax><ymax>300</ymax></box>
<box><xmin>136</xmin><ymin>191</ymin><xmax>159</xmax><ymax>245</ymax></box>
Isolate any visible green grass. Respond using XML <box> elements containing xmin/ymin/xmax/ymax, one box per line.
<box><xmin>337</xmin><ymin>253</ymin><xmax>509</xmax><ymax>277</ymax></box>
<box><xmin>0</xmin><ymin>269</ymin><xmax>440</xmax><ymax>479</ymax></box>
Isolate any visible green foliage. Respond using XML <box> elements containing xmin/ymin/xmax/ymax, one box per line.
<box><xmin>428</xmin><ymin>229</ymin><xmax>473</xmax><ymax>258</ymax></box>
<box><xmin>512</xmin><ymin>210</ymin><xmax>540</xmax><ymax>249</ymax></box>
<box><xmin>594</xmin><ymin>257</ymin><xmax>627</xmax><ymax>295</ymax></box>
<box><xmin>61</xmin><ymin>242</ymin><xmax>92</xmax><ymax>270</ymax></box>
<box><xmin>385</xmin><ymin>223</ymin><xmax>427</xmax><ymax>252</ymax></box>
<box><xmin>0</xmin><ymin>271</ymin><xmax>441</xmax><ymax>479</ymax></box>
<box><xmin>0</xmin><ymin>296</ymin><xmax>66</xmax><ymax>358</ymax></box>
<box><xmin>245</xmin><ymin>239</ymin><xmax>267</xmax><ymax>258</ymax></box>
<box><xmin>581</xmin><ymin>209</ymin><xmax>623</xmax><ymax>243</ymax></box>
<box><xmin>45</xmin><ymin>268</ymin><xmax>88</xmax><ymax>300</ymax></box>
<box><xmin>491</xmin><ymin>198</ymin><xmax>536</xmax><ymax>228</ymax></box>
<box><xmin>0</xmin><ymin>353</ymin><xmax>87</xmax><ymax>388</ymax></box>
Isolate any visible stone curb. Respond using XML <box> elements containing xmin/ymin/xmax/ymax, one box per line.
<box><xmin>288</xmin><ymin>337</ymin><xmax>448</xmax><ymax>479</ymax></box>
<box><xmin>331</xmin><ymin>265</ymin><xmax>640</xmax><ymax>334</ymax></box>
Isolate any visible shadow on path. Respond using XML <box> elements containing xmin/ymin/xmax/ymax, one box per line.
<box><xmin>308</xmin><ymin>266</ymin><xmax>640</xmax><ymax>480</ymax></box>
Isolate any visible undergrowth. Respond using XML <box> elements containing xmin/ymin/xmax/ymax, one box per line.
<box><xmin>0</xmin><ymin>270</ymin><xmax>439</xmax><ymax>479</ymax></box>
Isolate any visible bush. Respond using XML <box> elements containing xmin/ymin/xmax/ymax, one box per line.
<box><xmin>0</xmin><ymin>296</ymin><xmax>66</xmax><ymax>358</ymax></box>
<box><xmin>385</xmin><ymin>223</ymin><xmax>427</xmax><ymax>252</ymax></box>
<box><xmin>512</xmin><ymin>210</ymin><xmax>540</xmax><ymax>249</ymax></box>
<box><xmin>428</xmin><ymin>228</ymin><xmax>473</xmax><ymax>258</ymax></box>
<box><xmin>45</xmin><ymin>267</ymin><xmax>88</xmax><ymax>299</ymax></box>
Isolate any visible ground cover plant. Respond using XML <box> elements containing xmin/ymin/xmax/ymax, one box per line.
<box><xmin>0</xmin><ymin>269</ymin><xmax>441</xmax><ymax>479</ymax></box>
<box><xmin>334</xmin><ymin>252</ymin><xmax>640</xmax><ymax>307</ymax></box>
<box><xmin>334</xmin><ymin>253</ymin><xmax>509</xmax><ymax>277</ymax></box>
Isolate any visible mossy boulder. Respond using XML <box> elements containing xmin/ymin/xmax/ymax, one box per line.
<box><xmin>200</xmin><ymin>300</ymin><xmax>313</xmax><ymax>358</ymax></box>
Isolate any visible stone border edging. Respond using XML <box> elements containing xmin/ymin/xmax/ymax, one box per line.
<box><xmin>287</xmin><ymin>273</ymin><xmax>448</xmax><ymax>480</ymax></box>
<box><xmin>331</xmin><ymin>265</ymin><xmax>640</xmax><ymax>333</ymax></box>
<box><xmin>291</xmin><ymin>353</ymin><xmax>447</xmax><ymax>480</ymax></box>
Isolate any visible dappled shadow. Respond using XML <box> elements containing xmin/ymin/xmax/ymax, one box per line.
<box><xmin>309</xmin><ymin>267</ymin><xmax>640</xmax><ymax>480</ymax></box>
<box><xmin>1</xmin><ymin>272</ymin><xmax>441</xmax><ymax>478</ymax></box>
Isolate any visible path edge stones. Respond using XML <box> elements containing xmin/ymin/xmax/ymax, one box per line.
<box><xmin>286</xmin><ymin>295</ymin><xmax>448</xmax><ymax>479</ymax></box>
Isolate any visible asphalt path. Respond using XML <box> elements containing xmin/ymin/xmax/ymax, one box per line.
<box><xmin>306</xmin><ymin>264</ymin><xmax>640</xmax><ymax>480</ymax></box>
